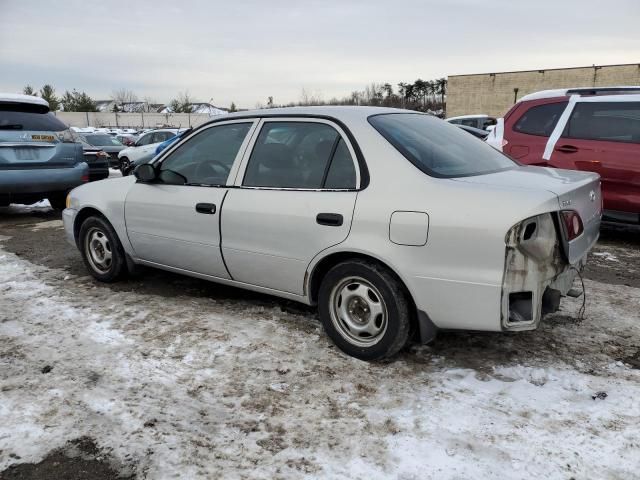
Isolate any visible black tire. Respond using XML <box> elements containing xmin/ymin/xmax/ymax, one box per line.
<box><xmin>120</xmin><ymin>157</ymin><xmax>131</xmax><ymax>175</ymax></box>
<box><xmin>48</xmin><ymin>193</ymin><xmax>67</xmax><ymax>210</ymax></box>
<box><xmin>318</xmin><ymin>259</ymin><xmax>412</xmax><ymax>361</ymax></box>
<box><xmin>79</xmin><ymin>215</ymin><xmax>127</xmax><ymax>282</ymax></box>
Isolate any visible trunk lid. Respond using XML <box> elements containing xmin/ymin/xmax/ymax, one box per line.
<box><xmin>453</xmin><ymin>166</ymin><xmax>602</xmax><ymax>263</ymax></box>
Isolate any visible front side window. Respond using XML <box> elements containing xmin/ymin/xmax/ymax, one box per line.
<box><xmin>562</xmin><ymin>102</ymin><xmax>640</xmax><ymax>144</ymax></box>
<box><xmin>159</xmin><ymin>123</ymin><xmax>252</xmax><ymax>185</ymax></box>
<box><xmin>513</xmin><ymin>101</ymin><xmax>568</xmax><ymax>136</ymax></box>
<box><xmin>243</xmin><ymin>122</ymin><xmax>357</xmax><ymax>189</ymax></box>
<box><xmin>369</xmin><ymin>113</ymin><xmax>516</xmax><ymax>178</ymax></box>
<box><xmin>136</xmin><ymin>133</ymin><xmax>154</xmax><ymax>146</ymax></box>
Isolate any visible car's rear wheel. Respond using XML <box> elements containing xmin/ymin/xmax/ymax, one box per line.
<box><xmin>79</xmin><ymin>216</ymin><xmax>127</xmax><ymax>282</ymax></box>
<box><xmin>48</xmin><ymin>193</ymin><xmax>67</xmax><ymax>210</ymax></box>
<box><xmin>318</xmin><ymin>259</ymin><xmax>412</xmax><ymax>360</ymax></box>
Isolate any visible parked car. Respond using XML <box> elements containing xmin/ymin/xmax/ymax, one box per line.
<box><xmin>116</xmin><ymin>134</ymin><xmax>137</xmax><ymax>147</ymax></box>
<box><xmin>121</xmin><ymin>129</ymin><xmax>191</xmax><ymax>176</ymax></box>
<box><xmin>447</xmin><ymin>114</ymin><xmax>497</xmax><ymax>131</ymax></box>
<box><xmin>80</xmin><ymin>133</ymin><xmax>125</xmax><ymax>168</ymax></box>
<box><xmin>64</xmin><ymin>107</ymin><xmax>600</xmax><ymax>360</ymax></box>
<box><xmin>0</xmin><ymin>93</ymin><xmax>88</xmax><ymax>209</ymax></box>
<box><xmin>454</xmin><ymin>124</ymin><xmax>490</xmax><ymax>139</ymax></box>
<box><xmin>487</xmin><ymin>86</ymin><xmax>640</xmax><ymax>225</ymax></box>
<box><xmin>118</xmin><ymin>129</ymin><xmax>181</xmax><ymax>175</ymax></box>
<box><xmin>77</xmin><ymin>139</ymin><xmax>110</xmax><ymax>181</ymax></box>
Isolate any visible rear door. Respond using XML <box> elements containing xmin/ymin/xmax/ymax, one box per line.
<box><xmin>503</xmin><ymin>99</ymin><xmax>569</xmax><ymax>164</ymax></box>
<box><xmin>221</xmin><ymin>118</ymin><xmax>360</xmax><ymax>295</ymax></box>
<box><xmin>552</xmin><ymin>100</ymin><xmax>640</xmax><ymax>217</ymax></box>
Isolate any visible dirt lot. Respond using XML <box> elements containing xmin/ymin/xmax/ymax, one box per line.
<box><xmin>0</xmin><ymin>200</ymin><xmax>639</xmax><ymax>479</ymax></box>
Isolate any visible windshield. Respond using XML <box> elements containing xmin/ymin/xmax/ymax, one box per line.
<box><xmin>368</xmin><ymin>113</ymin><xmax>516</xmax><ymax>178</ymax></box>
<box><xmin>0</xmin><ymin>108</ymin><xmax>67</xmax><ymax>131</ymax></box>
<box><xmin>85</xmin><ymin>134</ymin><xmax>122</xmax><ymax>146</ymax></box>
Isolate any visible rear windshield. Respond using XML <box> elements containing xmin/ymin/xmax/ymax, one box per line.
<box><xmin>84</xmin><ymin>134</ymin><xmax>123</xmax><ymax>146</ymax></box>
<box><xmin>369</xmin><ymin>113</ymin><xmax>516</xmax><ymax>178</ymax></box>
<box><xmin>0</xmin><ymin>108</ymin><xmax>68</xmax><ymax>132</ymax></box>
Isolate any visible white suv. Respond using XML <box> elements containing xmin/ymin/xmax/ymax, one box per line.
<box><xmin>118</xmin><ymin>129</ymin><xmax>181</xmax><ymax>173</ymax></box>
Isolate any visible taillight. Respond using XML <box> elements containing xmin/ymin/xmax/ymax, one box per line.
<box><xmin>81</xmin><ymin>174</ymin><xmax>89</xmax><ymax>182</ymax></box>
<box><xmin>560</xmin><ymin>210</ymin><xmax>583</xmax><ymax>241</ymax></box>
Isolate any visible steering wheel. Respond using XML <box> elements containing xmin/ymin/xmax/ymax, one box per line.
<box><xmin>194</xmin><ymin>160</ymin><xmax>230</xmax><ymax>182</ymax></box>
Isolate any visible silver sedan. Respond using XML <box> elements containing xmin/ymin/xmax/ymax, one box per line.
<box><xmin>63</xmin><ymin>107</ymin><xmax>601</xmax><ymax>360</ymax></box>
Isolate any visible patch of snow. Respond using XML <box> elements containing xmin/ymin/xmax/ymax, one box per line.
<box><xmin>1</xmin><ymin>245</ymin><xmax>639</xmax><ymax>479</ymax></box>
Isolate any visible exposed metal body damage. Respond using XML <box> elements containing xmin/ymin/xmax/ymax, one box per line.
<box><xmin>501</xmin><ymin>213</ymin><xmax>584</xmax><ymax>330</ymax></box>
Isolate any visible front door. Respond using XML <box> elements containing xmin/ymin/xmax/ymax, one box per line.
<box><xmin>124</xmin><ymin>120</ymin><xmax>256</xmax><ymax>277</ymax></box>
<box><xmin>221</xmin><ymin>119</ymin><xmax>360</xmax><ymax>295</ymax></box>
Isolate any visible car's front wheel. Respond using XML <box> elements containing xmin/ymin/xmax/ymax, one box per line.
<box><xmin>119</xmin><ymin>157</ymin><xmax>131</xmax><ymax>175</ymax></box>
<box><xmin>79</xmin><ymin>216</ymin><xmax>127</xmax><ymax>282</ymax></box>
<box><xmin>318</xmin><ymin>259</ymin><xmax>412</xmax><ymax>361</ymax></box>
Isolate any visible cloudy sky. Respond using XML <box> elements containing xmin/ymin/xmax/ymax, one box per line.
<box><xmin>1</xmin><ymin>0</ymin><xmax>638</xmax><ymax>108</ymax></box>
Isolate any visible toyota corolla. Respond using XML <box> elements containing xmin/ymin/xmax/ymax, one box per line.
<box><xmin>63</xmin><ymin>107</ymin><xmax>601</xmax><ymax>360</ymax></box>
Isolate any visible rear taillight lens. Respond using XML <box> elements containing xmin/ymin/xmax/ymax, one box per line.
<box><xmin>561</xmin><ymin>210</ymin><xmax>583</xmax><ymax>241</ymax></box>
<box><xmin>81</xmin><ymin>174</ymin><xmax>89</xmax><ymax>182</ymax></box>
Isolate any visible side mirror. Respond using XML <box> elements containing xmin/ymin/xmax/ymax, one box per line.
<box><xmin>134</xmin><ymin>163</ymin><xmax>157</xmax><ymax>182</ymax></box>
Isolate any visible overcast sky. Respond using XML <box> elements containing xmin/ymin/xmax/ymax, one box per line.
<box><xmin>1</xmin><ymin>0</ymin><xmax>638</xmax><ymax>108</ymax></box>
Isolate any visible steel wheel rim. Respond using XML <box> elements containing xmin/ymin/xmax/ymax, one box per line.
<box><xmin>329</xmin><ymin>276</ymin><xmax>388</xmax><ymax>347</ymax></box>
<box><xmin>85</xmin><ymin>227</ymin><xmax>112</xmax><ymax>273</ymax></box>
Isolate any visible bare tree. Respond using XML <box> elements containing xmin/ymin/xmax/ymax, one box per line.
<box><xmin>142</xmin><ymin>96</ymin><xmax>157</xmax><ymax>112</ymax></box>
<box><xmin>111</xmin><ymin>88</ymin><xmax>138</xmax><ymax>112</ymax></box>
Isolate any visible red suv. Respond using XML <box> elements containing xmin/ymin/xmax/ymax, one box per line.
<box><xmin>487</xmin><ymin>87</ymin><xmax>640</xmax><ymax>224</ymax></box>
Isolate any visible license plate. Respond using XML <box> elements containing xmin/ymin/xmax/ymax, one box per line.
<box><xmin>31</xmin><ymin>134</ymin><xmax>55</xmax><ymax>142</ymax></box>
<box><xmin>15</xmin><ymin>148</ymin><xmax>38</xmax><ymax>160</ymax></box>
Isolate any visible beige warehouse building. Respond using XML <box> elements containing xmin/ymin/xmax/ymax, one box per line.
<box><xmin>446</xmin><ymin>63</ymin><xmax>640</xmax><ymax>118</ymax></box>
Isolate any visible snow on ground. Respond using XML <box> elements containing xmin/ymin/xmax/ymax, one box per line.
<box><xmin>1</xmin><ymin>242</ymin><xmax>639</xmax><ymax>479</ymax></box>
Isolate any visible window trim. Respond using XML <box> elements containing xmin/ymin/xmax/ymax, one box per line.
<box><xmin>149</xmin><ymin>119</ymin><xmax>259</xmax><ymax>188</ymax></box>
<box><xmin>234</xmin><ymin>117</ymin><xmax>362</xmax><ymax>191</ymax></box>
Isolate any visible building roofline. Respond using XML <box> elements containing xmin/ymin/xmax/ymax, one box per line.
<box><xmin>448</xmin><ymin>63</ymin><xmax>640</xmax><ymax>79</ymax></box>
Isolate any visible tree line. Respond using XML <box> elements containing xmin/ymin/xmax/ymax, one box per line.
<box><xmin>21</xmin><ymin>77</ymin><xmax>446</xmax><ymax>113</ymax></box>
<box><xmin>264</xmin><ymin>78</ymin><xmax>447</xmax><ymax>113</ymax></box>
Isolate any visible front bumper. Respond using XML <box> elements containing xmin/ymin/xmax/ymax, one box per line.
<box><xmin>62</xmin><ymin>207</ymin><xmax>78</xmax><ymax>248</ymax></box>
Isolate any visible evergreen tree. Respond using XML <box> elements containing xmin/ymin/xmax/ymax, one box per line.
<box><xmin>39</xmin><ymin>84</ymin><xmax>60</xmax><ymax>111</ymax></box>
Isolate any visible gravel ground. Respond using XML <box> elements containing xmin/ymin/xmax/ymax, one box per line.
<box><xmin>0</xmin><ymin>198</ymin><xmax>639</xmax><ymax>479</ymax></box>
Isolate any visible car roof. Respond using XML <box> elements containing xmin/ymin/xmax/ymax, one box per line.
<box><xmin>204</xmin><ymin>106</ymin><xmax>415</xmax><ymax>125</ymax></box>
<box><xmin>0</xmin><ymin>93</ymin><xmax>50</xmax><ymax>108</ymax></box>
<box><xmin>519</xmin><ymin>86</ymin><xmax>640</xmax><ymax>102</ymax></box>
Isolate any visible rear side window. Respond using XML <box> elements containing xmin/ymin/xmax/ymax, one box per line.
<box><xmin>369</xmin><ymin>113</ymin><xmax>515</xmax><ymax>178</ymax></box>
<box><xmin>243</xmin><ymin>122</ymin><xmax>356</xmax><ymax>189</ymax></box>
<box><xmin>513</xmin><ymin>102</ymin><xmax>568</xmax><ymax>136</ymax></box>
<box><xmin>0</xmin><ymin>108</ymin><xmax>67</xmax><ymax>132</ymax></box>
<box><xmin>562</xmin><ymin>102</ymin><xmax>640</xmax><ymax>144</ymax></box>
